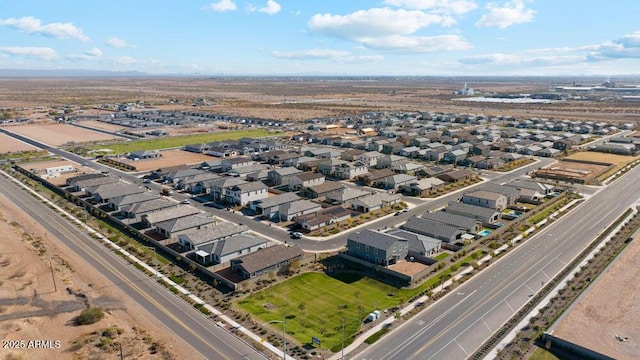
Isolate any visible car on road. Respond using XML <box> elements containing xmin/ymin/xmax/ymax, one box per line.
<box><xmin>394</xmin><ymin>211</ymin><xmax>402</xmax><ymax>216</ymax></box>
<box><xmin>290</xmin><ymin>232</ymin><xmax>302</xmax><ymax>239</ymax></box>
<box><xmin>180</xmin><ymin>199</ymin><xmax>190</xmax><ymax>204</ymax></box>
<box><xmin>143</xmin><ymin>178</ymin><xmax>151</xmax><ymax>183</ymax></box>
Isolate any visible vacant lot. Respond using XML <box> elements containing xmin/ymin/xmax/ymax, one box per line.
<box><xmin>565</xmin><ymin>151</ymin><xmax>640</xmax><ymax>179</ymax></box>
<box><xmin>0</xmin><ymin>191</ymin><xmax>197</xmax><ymax>359</ymax></box>
<box><xmin>534</xmin><ymin>160</ymin><xmax>611</xmax><ymax>184</ymax></box>
<box><xmin>551</xmin><ymin>233</ymin><xmax>640</xmax><ymax>359</ymax></box>
<box><xmin>5</xmin><ymin>122</ymin><xmax>119</xmax><ymax>146</ymax></box>
<box><xmin>117</xmin><ymin>149</ymin><xmax>214</xmax><ymax>171</ymax></box>
<box><xmin>0</xmin><ymin>132</ymin><xmax>38</xmax><ymax>153</ymax></box>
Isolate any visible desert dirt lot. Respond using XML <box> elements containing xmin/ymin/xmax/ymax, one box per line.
<box><xmin>565</xmin><ymin>151</ymin><xmax>640</xmax><ymax>178</ymax></box>
<box><xmin>0</xmin><ymin>189</ymin><xmax>199</xmax><ymax>359</ymax></box>
<box><xmin>117</xmin><ymin>149</ymin><xmax>214</xmax><ymax>171</ymax></box>
<box><xmin>0</xmin><ymin>133</ymin><xmax>38</xmax><ymax>153</ymax></box>
<box><xmin>535</xmin><ymin>160</ymin><xmax>611</xmax><ymax>184</ymax></box>
<box><xmin>4</xmin><ymin>122</ymin><xmax>119</xmax><ymax>147</ymax></box>
<box><xmin>551</xmin><ymin>232</ymin><xmax>640</xmax><ymax>359</ymax></box>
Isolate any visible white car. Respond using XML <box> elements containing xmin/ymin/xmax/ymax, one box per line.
<box><xmin>180</xmin><ymin>199</ymin><xmax>190</xmax><ymax>204</ymax></box>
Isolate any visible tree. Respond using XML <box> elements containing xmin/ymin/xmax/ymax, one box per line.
<box><xmin>74</xmin><ymin>307</ymin><xmax>105</xmax><ymax>325</ymax></box>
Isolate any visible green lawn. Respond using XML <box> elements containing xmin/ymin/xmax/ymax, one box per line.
<box><xmin>529</xmin><ymin>348</ymin><xmax>560</xmax><ymax>360</ymax></box>
<box><xmin>87</xmin><ymin>128</ymin><xmax>278</xmax><ymax>153</ymax></box>
<box><xmin>433</xmin><ymin>252</ymin><xmax>450</xmax><ymax>261</ymax></box>
<box><xmin>235</xmin><ymin>272</ymin><xmax>414</xmax><ymax>350</ymax></box>
<box><xmin>235</xmin><ymin>250</ymin><xmax>486</xmax><ymax>351</ymax></box>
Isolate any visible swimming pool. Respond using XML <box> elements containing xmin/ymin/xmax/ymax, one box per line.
<box><xmin>478</xmin><ymin>229</ymin><xmax>492</xmax><ymax>236</ymax></box>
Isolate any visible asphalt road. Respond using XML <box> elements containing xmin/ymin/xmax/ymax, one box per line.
<box><xmin>0</xmin><ymin>175</ymin><xmax>267</xmax><ymax>360</ymax></box>
<box><xmin>356</xmin><ymin>162</ymin><xmax>640</xmax><ymax>360</ymax></box>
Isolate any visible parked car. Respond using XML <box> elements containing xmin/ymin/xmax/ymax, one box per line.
<box><xmin>290</xmin><ymin>232</ymin><xmax>302</xmax><ymax>239</ymax></box>
<box><xmin>180</xmin><ymin>199</ymin><xmax>190</xmax><ymax>204</ymax></box>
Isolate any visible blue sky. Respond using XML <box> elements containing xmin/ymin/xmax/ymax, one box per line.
<box><xmin>1</xmin><ymin>0</ymin><xmax>639</xmax><ymax>76</ymax></box>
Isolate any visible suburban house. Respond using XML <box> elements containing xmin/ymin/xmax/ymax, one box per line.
<box><xmin>346</xmin><ymin>230</ymin><xmax>409</xmax><ymax>266</ymax></box>
<box><xmin>390</xmin><ymin>162</ymin><xmax>424</xmax><ymax>175</ymax></box>
<box><xmin>294</xmin><ymin>206</ymin><xmax>351</xmax><ymax>231</ymax></box>
<box><xmin>387</xmin><ymin>229</ymin><xmax>441</xmax><ymax>258</ymax></box>
<box><xmin>141</xmin><ymin>206</ymin><xmax>201</xmax><ymax>228</ymax></box>
<box><xmin>376</xmin><ymin>173</ymin><xmax>417</xmax><ymax>190</ymax></box>
<box><xmin>376</xmin><ymin>155</ymin><xmax>406</xmax><ymax>169</ymax></box>
<box><xmin>127</xmin><ymin>150</ymin><xmax>161</xmax><ymax>160</ymax></box>
<box><xmin>221</xmin><ymin>157</ymin><xmax>255</xmax><ymax>172</ymax></box>
<box><xmin>160</xmin><ymin>168</ymin><xmax>204</xmax><ymax>184</ymax></box>
<box><xmin>357</xmin><ymin>169</ymin><xmax>395</xmax><ymax>186</ymax></box>
<box><xmin>108</xmin><ymin>193</ymin><xmax>158</xmax><ymax>212</ymax></box>
<box><xmin>193</xmin><ymin>234</ymin><xmax>269</xmax><ymax>265</ymax></box>
<box><xmin>461</xmin><ymin>190</ymin><xmax>508</xmax><ymax>211</ymax></box>
<box><xmin>351</xmin><ymin>192</ymin><xmax>401</xmax><ymax>213</ymax></box>
<box><xmin>67</xmin><ymin>175</ymin><xmax>118</xmax><ymax>192</ymax></box>
<box><xmin>325</xmin><ymin>187</ymin><xmax>371</xmax><ymax>205</ymax></box>
<box><xmin>289</xmin><ymin>172</ymin><xmax>325</xmax><ymax>191</ymax></box>
<box><xmin>267</xmin><ymin>167</ymin><xmax>303</xmax><ymax>186</ymax></box>
<box><xmin>301</xmin><ymin>181</ymin><xmax>345</xmax><ymax>200</ymax></box>
<box><xmin>120</xmin><ymin>198</ymin><xmax>177</xmax><ymax>219</ymax></box>
<box><xmin>437</xmin><ymin>169</ymin><xmax>475</xmax><ymax>183</ymax></box>
<box><xmin>332</xmin><ymin>161</ymin><xmax>368</xmax><ymax>180</ymax></box>
<box><xmin>422</xmin><ymin>211</ymin><xmax>482</xmax><ymax>233</ymax></box>
<box><xmin>479</xmin><ymin>183</ymin><xmax>521</xmax><ymax>206</ymax></box>
<box><xmin>402</xmin><ymin>216</ymin><xmax>466</xmax><ymax>243</ymax></box>
<box><xmin>224</xmin><ymin>181</ymin><xmax>268</xmax><ymax>206</ymax></box>
<box><xmin>207</xmin><ymin>146</ymin><xmax>237</xmax><ymax>157</ymax></box>
<box><xmin>444</xmin><ymin>201</ymin><xmax>500</xmax><ymax>225</ymax></box>
<box><xmin>154</xmin><ymin>215</ymin><xmax>216</xmax><ymax>240</ymax></box>
<box><xmin>399</xmin><ymin>178</ymin><xmax>445</xmax><ymax>197</ymax></box>
<box><xmin>279</xmin><ymin>200</ymin><xmax>322</xmax><ymax>222</ymax></box>
<box><xmin>357</xmin><ymin>151</ymin><xmax>384</xmax><ymax>167</ymax></box>
<box><xmin>250</xmin><ymin>192</ymin><xmax>300</xmax><ymax>220</ymax></box>
<box><xmin>231</xmin><ymin>245</ymin><xmax>305</xmax><ymax>280</ymax></box>
<box><xmin>209</xmin><ymin>177</ymin><xmax>247</xmax><ymax>201</ymax></box>
<box><xmin>175</xmin><ymin>173</ymin><xmax>220</xmax><ymax>193</ymax></box>
<box><xmin>177</xmin><ymin>222</ymin><xmax>249</xmax><ymax>250</ymax></box>
<box><xmin>86</xmin><ymin>182</ymin><xmax>147</xmax><ymax>203</ymax></box>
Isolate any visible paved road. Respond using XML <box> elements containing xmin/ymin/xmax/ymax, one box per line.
<box><xmin>0</xmin><ymin>175</ymin><xmax>267</xmax><ymax>360</ymax></box>
<box><xmin>356</xmin><ymin>163</ymin><xmax>640</xmax><ymax>360</ymax></box>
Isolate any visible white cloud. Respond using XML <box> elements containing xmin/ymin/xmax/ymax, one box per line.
<box><xmin>476</xmin><ymin>0</ymin><xmax>535</xmax><ymax>28</ymax></box>
<box><xmin>258</xmin><ymin>0</ymin><xmax>281</xmax><ymax>15</ymax></box>
<box><xmin>0</xmin><ymin>16</ymin><xmax>89</xmax><ymax>42</ymax></box>
<box><xmin>271</xmin><ymin>49</ymin><xmax>383</xmax><ymax>63</ymax></box>
<box><xmin>114</xmin><ymin>56</ymin><xmax>137</xmax><ymax>65</ymax></box>
<box><xmin>208</xmin><ymin>0</ymin><xmax>237</xmax><ymax>12</ymax></box>
<box><xmin>0</xmin><ymin>46</ymin><xmax>57</xmax><ymax>60</ymax></box>
<box><xmin>589</xmin><ymin>31</ymin><xmax>640</xmax><ymax>60</ymax></box>
<box><xmin>383</xmin><ymin>0</ymin><xmax>478</xmax><ymax>15</ymax></box>
<box><xmin>106</xmin><ymin>37</ymin><xmax>135</xmax><ymax>48</ymax></box>
<box><xmin>363</xmin><ymin>34</ymin><xmax>471</xmax><ymax>52</ymax></box>
<box><xmin>86</xmin><ymin>47</ymin><xmax>103</xmax><ymax>57</ymax></box>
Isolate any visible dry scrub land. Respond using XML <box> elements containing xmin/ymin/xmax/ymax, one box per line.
<box><xmin>551</xmin><ymin>232</ymin><xmax>640</xmax><ymax>359</ymax></box>
<box><xmin>0</xmin><ymin>133</ymin><xmax>38</xmax><ymax>153</ymax></box>
<box><xmin>5</xmin><ymin>123</ymin><xmax>118</xmax><ymax>147</ymax></box>
<box><xmin>0</xmin><ymin>191</ymin><xmax>199</xmax><ymax>360</ymax></box>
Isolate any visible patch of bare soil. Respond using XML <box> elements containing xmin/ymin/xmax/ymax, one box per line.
<box><xmin>0</xmin><ymin>190</ymin><xmax>200</xmax><ymax>359</ymax></box>
<box><xmin>552</xmin><ymin>233</ymin><xmax>640</xmax><ymax>359</ymax></box>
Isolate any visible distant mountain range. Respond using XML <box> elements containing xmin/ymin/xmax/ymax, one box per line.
<box><xmin>0</xmin><ymin>69</ymin><xmax>152</xmax><ymax>77</ymax></box>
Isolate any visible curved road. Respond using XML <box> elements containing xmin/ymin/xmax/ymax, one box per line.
<box><xmin>0</xmin><ymin>175</ymin><xmax>267</xmax><ymax>360</ymax></box>
<box><xmin>356</xmin><ymin>161</ymin><xmax>640</xmax><ymax>359</ymax></box>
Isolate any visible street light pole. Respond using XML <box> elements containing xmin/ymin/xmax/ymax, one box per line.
<box><xmin>268</xmin><ymin>316</ymin><xmax>286</xmax><ymax>360</ymax></box>
<box><xmin>341</xmin><ymin>316</ymin><xmax>362</xmax><ymax>360</ymax></box>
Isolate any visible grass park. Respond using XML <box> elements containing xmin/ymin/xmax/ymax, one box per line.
<box><xmin>83</xmin><ymin>128</ymin><xmax>278</xmax><ymax>154</ymax></box>
<box><xmin>236</xmin><ymin>250</ymin><xmax>487</xmax><ymax>351</ymax></box>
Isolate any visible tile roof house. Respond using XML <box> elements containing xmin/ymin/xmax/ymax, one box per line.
<box><xmin>279</xmin><ymin>199</ymin><xmax>322</xmax><ymax>222</ymax></box>
<box><xmin>437</xmin><ymin>169</ymin><xmax>475</xmax><ymax>183</ymax></box>
<box><xmin>294</xmin><ymin>206</ymin><xmax>351</xmax><ymax>231</ymax></box>
<box><xmin>154</xmin><ymin>215</ymin><xmax>216</xmax><ymax>239</ymax></box>
<box><xmin>301</xmin><ymin>181</ymin><xmax>345</xmax><ymax>200</ymax></box>
<box><xmin>67</xmin><ymin>175</ymin><xmax>118</xmax><ymax>192</ymax></box>
<box><xmin>357</xmin><ymin>169</ymin><xmax>396</xmax><ymax>186</ymax></box>
<box><xmin>141</xmin><ymin>206</ymin><xmax>201</xmax><ymax>228</ymax></box>
<box><xmin>120</xmin><ymin>198</ymin><xmax>177</xmax><ymax>219</ymax></box>
<box><xmin>326</xmin><ymin>187</ymin><xmax>371</xmax><ymax>205</ymax></box>
<box><xmin>224</xmin><ymin>181</ymin><xmax>268</xmax><ymax>206</ymax></box>
<box><xmin>356</xmin><ymin>151</ymin><xmax>384</xmax><ymax>167</ymax></box>
<box><xmin>178</xmin><ymin>222</ymin><xmax>250</xmax><ymax>250</ymax></box>
<box><xmin>422</xmin><ymin>211</ymin><xmax>481</xmax><ymax>233</ymax></box>
<box><xmin>86</xmin><ymin>182</ymin><xmax>147</xmax><ymax>203</ymax></box>
<box><xmin>250</xmin><ymin>192</ymin><xmax>301</xmax><ymax>220</ymax></box>
<box><xmin>346</xmin><ymin>230</ymin><xmax>409</xmax><ymax>266</ymax></box>
<box><xmin>401</xmin><ymin>216</ymin><xmax>466</xmax><ymax>243</ymax></box>
<box><xmin>387</xmin><ymin>229</ymin><xmax>441</xmax><ymax>258</ymax></box>
<box><xmin>108</xmin><ymin>193</ymin><xmax>159</xmax><ymax>212</ymax></box>
<box><xmin>209</xmin><ymin>177</ymin><xmax>247</xmax><ymax>201</ymax></box>
<box><xmin>231</xmin><ymin>245</ymin><xmax>305</xmax><ymax>279</ymax></box>
<box><xmin>351</xmin><ymin>192</ymin><xmax>401</xmax><ymax>213</ymax></box>
<box><xmin>193</xmin><ymin>234</ymin><xmax>269</xmax><ymax>265</ymax></box>
<box><xmin>461</xmin><ymin>190</ymin><xmax>508</xmax><ymax>211</ymax></box>
<box><xmin>289</xmin><ymin>172</ymin><xmax>325</xmax><ymax>191</ymax></box>
<box><xmin>399</xmin><ymin>178</ymin><xmax>445</xmax><ymax>197</ymax></box>
<box><xmin>444</xmin><ymin>201</ymin><xmax>500</xmax><ymax>225</ymax></box>
<box><xmin>376</xmin><ymin>173</ymin><xmax>417</xmax><ymax>190</ymax></box>
<box><xmin>267</xmin><ymin>167</ymin><xmax>303</xmax><ymax>186</ymax></box>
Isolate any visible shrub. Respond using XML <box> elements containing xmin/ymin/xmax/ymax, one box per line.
<box><xmin>74</xmin><ymin>307</ymin><xmax>105</xmax><ymax>325</ymax></box>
